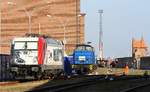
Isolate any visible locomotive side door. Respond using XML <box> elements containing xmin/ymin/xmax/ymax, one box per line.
<box><xmin>46</xmin><ymin>46</ymin><xmax>63</xmax><ymax>67</ymax></box>
<box><xmin>45</xmin><ymin>47</ymin><xmax>53</xmax><ymax>64</ymax></box>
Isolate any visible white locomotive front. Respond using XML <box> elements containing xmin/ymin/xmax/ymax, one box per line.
<box><xmin>10</xmin><ymin>36</ymin><xmax>64</xmax><ymax>79</ymax></box>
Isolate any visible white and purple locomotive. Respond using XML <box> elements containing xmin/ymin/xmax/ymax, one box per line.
<box><xmin>10</xmin><ymin>36</ymin><xmax>64</xmax><ymax>79</ymax></box>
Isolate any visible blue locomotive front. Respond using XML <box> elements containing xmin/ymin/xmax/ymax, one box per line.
<box><xmin>72</xmin><ymin>44</ymin><xmax>96</xmax><ymax>74</ymax></box>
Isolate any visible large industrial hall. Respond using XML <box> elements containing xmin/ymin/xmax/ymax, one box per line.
<box><xmin>1</xmin><ymin>0</ymin><xmax>85</xmax><ymax>54</ymax></box>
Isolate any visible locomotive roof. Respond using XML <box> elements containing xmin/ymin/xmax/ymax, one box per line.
<box><xmin>76</xmin><ymin>44</ymin><xmax>93</xmax><ymax>47</ymax></box>
<box><xmin>12</xmin><ymin>37</ymin><xmax>39</xmax><ymax>42</ymax></box>
<box><xmin>46</xmin><ymin>38</ymin><xmax>63</xmax><ymax>46</ymax></box>
<box><xmin>12</xmin><ymin>37</ymin><xmax>62</xmax><ymax>45</ymax></box>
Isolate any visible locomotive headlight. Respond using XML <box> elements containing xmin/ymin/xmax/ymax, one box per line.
<box><xmin>32</xmin><ymin>67</ymin><xmax>39</xmax><ymax>72</ymax></box>
<box><xmin>11</xmin><ymin>67</ymin><xmax>18</xmax><ymax>72</ymax></box>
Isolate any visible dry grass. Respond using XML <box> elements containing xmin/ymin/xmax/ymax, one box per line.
<box><xmin>95</xmin><ymin>68</ymin><xmax>150</xmax><ymax>75</ymax></box>
<box><xmin>0</xmin><ymin>80</ymin><xmax>49</xmax><ymax>92</ymax></box>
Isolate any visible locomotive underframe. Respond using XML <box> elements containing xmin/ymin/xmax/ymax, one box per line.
<box><xmin>10</xmin><ymin>64</ymin><xmax>64</xmax><ymax>79</ymax></box>
<box><xmin>72</xmin><ymin>64</ymin><xmax>97</xmax><ymax>74</ymax></box>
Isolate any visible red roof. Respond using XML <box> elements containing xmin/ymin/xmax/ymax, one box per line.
<box><xmin>132</xmin><ymin>38</ymin><xmax>147</xmax><ymax>48</ymax></box>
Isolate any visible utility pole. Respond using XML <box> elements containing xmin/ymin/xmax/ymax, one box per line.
<box><xmin>8</xmin><ymin>2</ymin><xmax>32</xmax><ymax>34</ymax></box>
<box><xmin>38</xmin><ymin>23</ymin><xmax>41</xmax><ymax>35</ymax></box>
<box><xmin>76</xmin><ymin>0</ymin><xmax>78</xmax><ymax>44</ymax></box>
<box><xmin>47</xmin><ymin>15</ymin><xmax>68</xmax><ymax>55</ymax></box>
<box><xmin>98</xmin><ymin>9</ymin><xmax>103</xmax><ymax>61</ymax></box>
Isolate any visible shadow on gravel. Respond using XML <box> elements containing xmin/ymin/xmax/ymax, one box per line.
<box><xmin>28</xmin><ymin>77</ymin><xmax>74</xmax><ymax>92</ymax></box>
<box><xmin>28</xmin><ymin>75</ymin><xmax>149</xmax><ymax>92</ymax></box>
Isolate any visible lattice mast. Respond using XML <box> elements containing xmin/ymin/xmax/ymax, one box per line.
<box><xmin>98</xmin><ymin>10</ymin><xmax>103</xmax><ymax>60</ymax></box>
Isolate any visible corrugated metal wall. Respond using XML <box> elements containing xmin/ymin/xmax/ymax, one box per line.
<box><xmin>116</xmin><ymin>57</ymin><xmax>133</xmax><ymax>68</ymax></box>
<box><xmin>116</xmin><ymin>56</ymin><xmax>150</xmax><ymax>69</ymax></box>
<box><xmin>141</xmin><ymin>57</ymin><xmax>150</xmax><ymax>69</ymax></box>
<box><xmin>0</xmin><ymin>54</ymin><xmax>12</xmax><ymax>81</ymax></box>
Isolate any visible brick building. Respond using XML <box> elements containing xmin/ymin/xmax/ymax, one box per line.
<box><xmin>132</xmin><ymin>37</ymin><xmax>149</xmax><ymax>68</ymax></box>
<box><xmin>0</xmin><ymin>0</ymin><xmax>85</xmax><ymax>54</ymax></box>
<box><xmin>132</xmin><ymin>37</ymin><xmax>148</xmax><ymax>58</ymax></box>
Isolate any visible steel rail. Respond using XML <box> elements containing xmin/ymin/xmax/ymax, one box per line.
<box><xmin>28</xmin><ymin>75</ymin><xmax>144</xmax><ymax>92</ymax></box>
<box><xmin>120</xmin><ymin>80</ymin><xmax>150</xmax><ymax>92</ymax></box>
<box><xmin>28</xmin><ymin>76</ymin><xmax>103</xmax><ymax>92</ymax></box>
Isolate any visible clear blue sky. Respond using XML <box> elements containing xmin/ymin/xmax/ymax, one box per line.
<box><xmin>81</xmin><ymin>0</ymin><xmax>150</xmax><ymax>58</ymax></box>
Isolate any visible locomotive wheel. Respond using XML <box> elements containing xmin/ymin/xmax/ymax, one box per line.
<box><xmin>48</xmin><ymin>74</ymin><xmax>55</xmax><ymax>80</ymax></box>
<box><xmin>36</xmin><ymin>75</ymin><xmax>42</xmax><ymax>80</ymax></box>
<box><xmin>11</xmin><ymin>72</ymin><xmax>17</xmax><ymax>80</ymax></box>
<box><xmin>34</xmin><ymin>72</ymin><xmax>42</xmax><ymax>80</ymax></box>
<box><xmin>77</xmin><ymin>70</ymin><xmax>82</xmax><ymax>75</ymax></box>
<box><xmin>93</xmin><ymin>65</ymin><xmax>97</xmax><ymax>70</ymax></box>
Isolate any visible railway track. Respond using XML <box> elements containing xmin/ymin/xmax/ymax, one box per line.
<box><xmin>62</xmin><ymin>75</ymin><xmax>150</xmax><ymax>92</ymax></box>
<box><xmin>29</xmin><ymin>75</ymin><xmax>146</xmax><ymax>92</ymax></box>
<box><xmin>1</xmin><ymin>75</ymin><xmax>149</xmax><ymax>92</ymax></box>
<box><xmin>120</xmin><ymin>82</ymin><xmax>150</xmax><ymax>92</ymax></box>
<box><xmin>28</xmin><ymin>75</ymin><xmax>103</xmax><ymax>92</ymax></box>
<box><xmin>0</xmin><ymin>75</ymin><xmax>90</xmax><ymax>87</ymax></box>
<box><xmin>0</xmin><ymin>75</ymin><xmax>104</xmax><ymax>92</ymax></box>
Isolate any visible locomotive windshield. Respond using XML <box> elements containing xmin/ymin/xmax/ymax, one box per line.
<box><xmin>14</xmin><ymin>41</ymin><xmax>38</xmax><ymax>50</ymax></box>
<box><xmin>75</xmin><ymin>45</ymin><xmax>94</xmax><ymax>51</ymax></box>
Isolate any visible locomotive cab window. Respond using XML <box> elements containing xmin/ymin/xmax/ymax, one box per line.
<box><xmin>53</xmin><ymin>49</ymin><xmax>63</xmax><ymax>61</ymax></box>
<box><xmin>27</xmin><ymin>42</ymin><xmax>38</xmax><ymax>50</ymax></box>
<box><xmin>75</xmin><ymin>45</ymin><xmax>94</xmax><ymax>51</ymax></box>
<box><xmin>14</xmin><ymin>42</ymin><xmax>26</xmax><ymax>49</ymax></box>
<box><xmin>86</xmin><ymin>46</ymin><xmax>93</xmax><ymax>51</ymax></box>
<box><xmin>14</xmin><ymin>41</ymin><xmax>38</xmax><ymax>50</ymax></box>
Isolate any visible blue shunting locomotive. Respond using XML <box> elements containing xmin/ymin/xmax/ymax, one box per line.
<box><xmin>71</xmin><ymin>44</ymin><xmax>96</xmax><ymax>74</ymax></box>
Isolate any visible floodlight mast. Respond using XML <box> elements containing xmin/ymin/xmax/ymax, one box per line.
<box><xmin>98</xmin><ymin>9</ymin><xmax>103</xmax><ymax>61</ymax></box>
